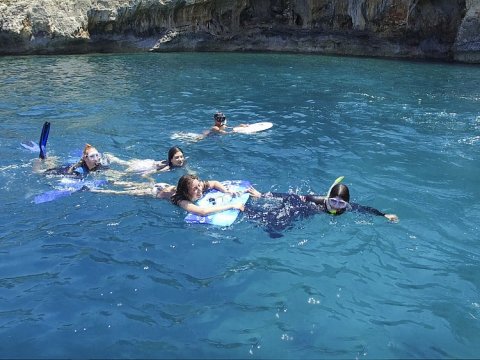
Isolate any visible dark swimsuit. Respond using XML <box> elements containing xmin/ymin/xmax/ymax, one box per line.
<box><xmin>44</xmin><ymin>162</ymin><xmax>109</xmax><ymax>179</ymax></box>
<box><xmin>243</xmin><ymin>193</ymin><xmax>386</xmax><ymax>238</ymax></box>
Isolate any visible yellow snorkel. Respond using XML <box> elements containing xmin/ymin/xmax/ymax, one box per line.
<box><xmin>326</xmin><ymin>176</ymin><xmax>345</xmax><ymax>214</ymax></box>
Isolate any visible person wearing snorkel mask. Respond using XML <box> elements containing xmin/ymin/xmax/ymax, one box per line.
<box><xmin>29</xmin><ymin>123</ymin><xmax>110</xmax><ymax>179</ymax></box>
<box><xmin>210</xmin><ymin>112</ymin><xmax>229</xmax><ymax>134</ymax></box>
<box><xmin>242</xmin><ymin>177</ymin><xmax>398</xmax><ymax>238</ymax></box>
<box><xmin>198</xmin><ymin>112</ymin><xmax>248</xmax><ymax>138</ymax></box>
<box><xmin>35</xmin><ymin>143</ymin><xmax>110</xmax><ymax>179</ymax></box>
<box><xmin>303</xmin><ymin>178</ymin><xmax>398</xmax><ymax>221</ymax></box>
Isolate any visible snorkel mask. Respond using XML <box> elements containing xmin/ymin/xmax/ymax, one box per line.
<box><xmin>214</xmin><ymin>112</ymin><xmax>226</xmax><ymax>125</ymax></box>
<box><xmin>325</xmin><ymin>176</ymin><xmax>351</xmax><ymax>215</ymax></box>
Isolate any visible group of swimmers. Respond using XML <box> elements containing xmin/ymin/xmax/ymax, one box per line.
<box><xmin>32</xmin><ymin>115</ymin><xmax>398</xmax><ymax>237</ymax></box>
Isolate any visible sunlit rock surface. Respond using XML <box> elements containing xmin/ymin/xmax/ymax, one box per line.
<box><xmin>0</xmin><ymin>0</ymin><xmax>478</xmax><ymax>63</ymax></box>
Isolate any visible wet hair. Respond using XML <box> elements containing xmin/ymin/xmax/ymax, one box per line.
<box><xmin>213</xmin><ymin>112</ymin><xmax>226</xmax><ymax>122</ymax></box>
<box><xmin>171</xmin><ymin>174</ymin><xmax>200</xmax><ymax>205</ymax></box>
<box><xmin>69</xmin><ymin>143</ymin><xmax>97</xmax><ymax>172</ymax></box>
<box><xmin>167</xmin><ymin>146</ymin><xmax>184</xmax><ymax>167</ymax></box>
<box><xmin>328</xmin><ymin>183</ymin><xmax>350</xmax><ymax>215</ymax></box>
<box><xmin>82</xmin><ymin>143</ymin><xmax>96</xmax><ymax>156</ymax></box>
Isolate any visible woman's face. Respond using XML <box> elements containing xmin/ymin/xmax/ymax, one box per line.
<box><xmin>170</xmin><ymin>151</ymin><xmax>185</xmax><ymax>167</ymax></box>
<box><xmin>188</xmin><ymin>179</ymin><xmax>203</xmax><ymax>201</ymax></box>
<box><xmin>83</xmin><ymin>147</ymin><xmax>101</xmax><ymax>169</ymax></box>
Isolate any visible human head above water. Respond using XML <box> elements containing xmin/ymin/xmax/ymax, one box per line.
<box><xmin>167</xmin><ymin>146</ymin><xmax>185</xmax><ymax>167</ymax></box>
<box><xmin>329</xmin><ymin>183</ymin><xmax>350</xmax><ymax>203</ymax></box>
<box><xmin>82</xmin><ymin>143</ymin><xmax>96</xmax><ymax>156</ymax></box>
<box><xmin>172</xmin><ymin>174</ymin><xmax>203</xmax><ymax>203</ymax></box>
<box><xmin>213</xmin><ymin>112</ymin><xmax>226</xmax><ymax>124</ymax></box>
<box><xmin>326</xmin><ymin>182</ymin><xmax>351</xmax><ymax>215</ymax></box>
<box><xmin>82</xmin><ymin>143</ymin><xmax>101</xmax><ymax>169</ymax></box>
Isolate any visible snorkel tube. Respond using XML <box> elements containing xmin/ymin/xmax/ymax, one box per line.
<box><xmin>326</xmin><ymin>176</ymin><xmax>344</xmax><ymax>198</ymax></box>
<box><xmin>325</xmin><ymin>176</ymin><xmax>348</xmax><ymax>215</ymax></box>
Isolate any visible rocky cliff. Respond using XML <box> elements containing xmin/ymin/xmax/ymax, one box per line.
<box><xmin>0</xmin><ymin>0</ymin><xmax>479</xmax><ymax>63</ymax></box>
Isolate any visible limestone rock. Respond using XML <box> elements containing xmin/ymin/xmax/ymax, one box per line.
<box><xmin>454</xmin><ymin>0</ymin><xmax>480</xmax><ymax>62</ymax></box>
<box><xmin>0</xmin><ymin>0</ymin><xmax>478</xmax><ymax>63</ymax></box>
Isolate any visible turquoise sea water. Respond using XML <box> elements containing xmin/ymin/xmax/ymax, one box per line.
<box><xmin>0</xmin><ymin>53</ymin><xmax>479</xmax><ymax>358</ymax></box>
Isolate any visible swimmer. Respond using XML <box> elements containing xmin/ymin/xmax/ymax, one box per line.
<box><xmin>105</xmin><ymin>146</ymin><xmax>186</xmax><ymax>177</ymax></box>
<box><xmin>91</xmin><ymin>174</ymin><xmax>257</xmax><ymax>210</ymax></box>
<box><xmin>91</xmin><ymin>181</ymin><xmax>176</xmax><ymax>199</ymax></box>
<box><xmin>209</xmin><ymin>112</ymin><xmax>230</xmax><ymax>135</ymax></box>
<box><xmin>35</xmin><ymin>143</ymin><xmax>109</xmax><ymax>179</ymax></box>
<box><xmin>28</xmin><ymin>123</ymin><xmax>110</xmax><ymax>179</ymax></box>
<box><xmin>171</xmin><ymin>174</ymin><xmax>259</xmax><ymax>216</ymax></box>
<box><xmin>301</xmin><ymin>176</ymin><xmax>398</xmax><ymax>221</ymax></box>
<box><xmin>244</xmin><ymin>176</ymin><xmax>398</xmax><ymax>237</ymax></box>
<box><xmin>197</xmin><ymin>112</ymin><xmax>248</xmax><ymax>139</ymax></box>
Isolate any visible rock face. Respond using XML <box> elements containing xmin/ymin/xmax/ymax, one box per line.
<box><xmin>0</xmin><ymin>0</ymin><xmax>479</xmax><ymax>63</ymax></box>
<box><xmin>454</xmin><ymin>0</ymin><xmax>480</xmax><ymax>62</ymax></box>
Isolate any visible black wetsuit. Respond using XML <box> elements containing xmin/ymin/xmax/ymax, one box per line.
<box><xmin>243</xmin><ymin>193</ymin><xmax>386</xmax><ymax>238</ymax></box>
<box><xmin>44</xmin><ymin>162</ymin><xmax>109</xmax><ymax>179</ymax></box>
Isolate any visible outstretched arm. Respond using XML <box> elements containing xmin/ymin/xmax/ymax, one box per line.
<box><xmin>351</xmin><ymin>203</ymin><xmax>399</xmax><ymax>222</ymax></box>
<box><xmin>103</xmin><ymin>153</ymin><xmax>130</xmax><ymax>166</ymax></box>
<box><xmin>90</xmin><ymin>188</ymin><xmax>152</xmax><ymax>196</ymax></box>
<box><xmin>384</xmin><ymin>214</ymin><xmax>399</xmax><ymax>222</ymax></box>
<box><xmin>91</xmin><ymin>180</ymin><xmax>172</xmax><ymax>199</ymax></box>
<box><xmin>207</xmin><ymin>180</ymin><xmax>238</xmax><ymax>195</ymax></box>
<box><xmin>177</xmin><ymin>199</ymin><xmax>244</xmax><ymax>216</ymax></box>
<box><xmin>245</xmin><ymin>187</ymin><xmax>262</xmax><ymax>198</ymax></box>
<box><xmin>206</xmin><ymin>181</ymin><xmax>262</xmax><ymax>198</ymax></box>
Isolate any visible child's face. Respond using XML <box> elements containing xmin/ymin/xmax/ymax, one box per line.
<box><xmin>188</xmin><ymin>179</ymin><xmax>203</xmax><ymax>201</ymax></box>
<box><xmin>83</xmin><ymin>147</ymin><xmax>101</xmax><ymax>169</ymax></box>
<box><xmin>215</xmin><ymin>116</ymin><xmax>226</xmax><ymax>126</ymax></box>
<box><xmin>170</xmin><ymin>151</ymin><xmax>185</xmax><ymax>167</ymax></box>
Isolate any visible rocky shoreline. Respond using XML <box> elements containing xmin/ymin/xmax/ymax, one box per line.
<box><xmin>1</xmin><ymin>0</ymin><xmax>479</xmax><ymax>63</ymax></box>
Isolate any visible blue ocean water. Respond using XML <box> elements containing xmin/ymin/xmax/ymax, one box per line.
<box><xmin>0</xmin><ymin>52</ymin><xmax>479</xmax><ymax>358</ymax></box>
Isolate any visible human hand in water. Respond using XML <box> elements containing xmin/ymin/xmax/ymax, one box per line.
<box><xmin>232</xmin><ymin>203</ymin><xmax>245</xmax><ymax>211</ymax></box>
<box><xmin>384</xmin><ymin>214</ymin><xmax>399</xmax><ymax>222</ymax></box>
<box><xmin>245</xmin><ymin>187</ymin><xmax>262</xmax><ymax>198</ymax></box>
<box><xmin>225</xmin><ymin>189</ymin><xmax>241</xmax><ymax>197</ymax></box>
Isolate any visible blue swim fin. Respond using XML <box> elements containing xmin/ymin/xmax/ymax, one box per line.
<box><xmin>38</xmin><ymin>121</ymin><xmax>50</xmax><ymax>159</ymax></box>
<box><xmin>21</xmin><ymin>140</ymin><xmax>40</xmax><ymax>153</ymax></box>
<box><xmin>34</xmin><ymin>179</ymin><xmax>108</xmax><ymax>204</ymax></box>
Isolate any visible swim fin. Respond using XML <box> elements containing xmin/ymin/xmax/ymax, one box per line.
<box><xmin>21</xmin><ymin>140</ymin><xmax>40</xmax><ymax>153</ymax></box>
<box><xmin>38</xmin><ymin>121</ymin><xmax>50</xmax><ymax>159</ymax></box>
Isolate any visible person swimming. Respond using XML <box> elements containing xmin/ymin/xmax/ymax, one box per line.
<box><xmin>196</xmin><ymin>112</ymin><xmax>249</xmax><ymax>139</ymax></box>
<box><xmin>28</xmin><ymin>122</ymin><xmax>110</xmax><ymax>179</ymax></box>
<box><xmin>105</xmin><ymin>146</ymin><xmax>186</xmax><ymax>177</ymax></box>
<box><xmin>243</xmin><ymin>177</ymin><xmax>398</xmax><ymax>238</ymax></box>
<box><xmin>209</xmin><ymin>112</ymin><xmax>229</xmax><ymax>134</ymax></box>
<box><xmin>92</xmin><ymin>174</ymin><xmax>255</xmax><ymax>214</ymax></box>
<box><xmin>91</xmin><ymin>173</ymin><xmax>398</xmax><ymax>238</ymax></box>
<box><xmin>171</xmin><ymin>174</ymin><xmax>256</xmax><ymax>216</ymax></box>
<box><xmin>41</xmin><ymin>143</ymin><xmax>109</xmax><ymax>178</ymax></box>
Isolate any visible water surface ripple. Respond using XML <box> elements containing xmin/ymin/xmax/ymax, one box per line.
<box><xmin>0</xmin><ymin>53</ymin><xmax>479</xmax><ymax>358</ymax></box>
